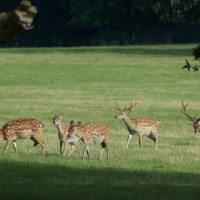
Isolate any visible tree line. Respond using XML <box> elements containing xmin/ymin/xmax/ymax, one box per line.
<box><xmin>1</xmin><ymin>0</ymin><xmax>200</xmax><ymax>47</ymax></box>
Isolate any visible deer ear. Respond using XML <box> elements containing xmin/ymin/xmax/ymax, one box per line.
<box><xmin>77</xmin><ymin>121</ymin><xmax>81</xmax><ymax>126</ymax></box>
<box><xmin>70</xmin><ymin>120</ymin><xmax>74</xmax><ymax>125</ymax></box>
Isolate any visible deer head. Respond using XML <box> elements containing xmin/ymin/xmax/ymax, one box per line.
<box><xmin>182</xmin><ymin>101</ymin><xmax>200</xmax><ymax>133</ymax></box>
<box><xmin>68</xmin><ymin>120</ymin><xmax>82</xmax><ymax>138</ymax></box>
<box><xmin>115</xmin><ymin>102</ymin><xmax>137</xmax><ymax>120</ymax></box>
<box><xmin>52</xmin><ymin>115</ymin><xmax>62</xmax><ymax>125</ymax></box>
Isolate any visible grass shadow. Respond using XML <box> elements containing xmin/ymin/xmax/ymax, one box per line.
<box><xmin>0</xmin><ymin>159</ymin><xmax>200</xmax><ymax>200</ymax></box>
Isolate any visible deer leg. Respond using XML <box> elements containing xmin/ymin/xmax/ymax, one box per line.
<box><xmin>149</xmin><ymin>132</ymin><xmax>158</xmax><ymax>150</ymax></box>
<box><xmin>126</xmin><ymin>134</ymin><xmax>132</xmax><ymax>148</ymax></box>
<box><xmin>82</xmin><ymin>146</ymin><xmax>87</xmax><ymax>159</ymax></box>
<box><xmin>63</xmin><ymin>142</ymin><xmax>67</xmax><ymax>157</ymax></box>
<box><xmin>63</xmin><ymin>141</ymin><xmax>67</xmax><ymax>157</ymax></box>
<box><xmin>83</xmin><ymin>145</ymin><xmax>90</xmax><ymax>160</ymax></box>
<box><xmin>86</xmin><ymin>146</ymin><xmax>90</xmax><ymax>160</ymax></box>
<box><xmin>98</xmin><ymin>147</ymin><xmax>104</xmax><ymax>161</ymax></box>
<box><xmin>29</xmin><ymin>136</ymin><xmax>46</xmax><ymax>156</ymax></box>
<box><xmin>106</xmin><ymin>144</ymin><xmax>109</xmax><ymax>161</ymax></box>
<box><xmin>68</xmin><ymin>144</ymin><xmax>75</xmax><ymax>157</ymax></box>
<box><xmin>4</xmin><ymin>139</ymin><xmax>12</xmax><ymax>154</ymax></box>
<box><xmin>99</xmin><ymin>140</ymin><xmax>109</xmax><ymax>161</ymax></box>
<box><xmin>12</xmin><ymin>140</ymin><xmax>17</xmax><ymax>153</ymax></box>
<box><xmin>79</xmin><ymin>140</ymin><xmax>84</xmax><ymax>147</ymax></box>
<box><xmin>32</xmin><ymin>129</ymin><xmax>46</xmax><ymax>156</ymax></box>
<box><xmin>98</xmin><ymin>145</ymin><xmax>105</xmax><ymax>160</ymax></box>
<box><xmin>60</xmin><ymin>141</ymin><xmax>64</xmax><ymax>156</ymax></box>
<box><xmin>37</xmin><ymin>139</ymin><xmax>46</xmax><ymax>157</ymax></box>
<box><xmin>154</xmin><ymin>137</ymin><xmax>158</xmax><ymax>150</ymax></box>
<box><xmin>28</xmin><ymin>138</ymin><xmax>39</xmax><ymax>154</ymax></box>
<box><xmin>139</xmin><ymin>135</ymin><xmax>142</xmax><ymax>150</ymax></box>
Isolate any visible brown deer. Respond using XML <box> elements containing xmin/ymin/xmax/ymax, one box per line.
<box><xmin>68</xmin><ymin>121</ymin><xmax>109</xmax><ymax>160</ymax></box>
<box><xmin>52</xmin><ymin>115</ymin><xmax>83</xmax><ymax>157</ymax></box>
<box><xmin>115</xmin><ymin>102</ymin><xmax>159</xmax><ymax>150</ymax></box>
<box><xmin>0</xmin><ymin>118</ymin><xmax>45</xmax><ymax>155</ymax></box>
<box><xmin>182</xmin><ymin>101</ymin><xmax>200</xmax><ymax>133</ymax></box>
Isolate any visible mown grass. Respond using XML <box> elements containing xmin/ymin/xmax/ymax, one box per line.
<box><xmin>0</xmin><ymin>44</ymin><xmax>200</xmax><ymax>200</ymax></box>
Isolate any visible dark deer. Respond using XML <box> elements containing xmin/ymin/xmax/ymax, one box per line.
<box><xmin>182</xmin><ymin>101</ymin><xmax>200</xmax><ymax>133</ymax></box>
<box><xmin>115</xmin><ymin>102</ymin><xmax>159</xmax><ymax>150</ymax></box>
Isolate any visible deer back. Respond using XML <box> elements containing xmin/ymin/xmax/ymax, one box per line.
<box><xmin>1</xmin><ymin>118</ymin><xmax>44</xmax><ymax>139</ymax></box>
<box><xmin>71</xmin><ymin>123</ymin><xmax>109</xmax><ymax>143</ymax></box>
<box><xmin>129</xmin><ymin>118</ymin><xmax>158</xmax><ymax>135</ymax></box>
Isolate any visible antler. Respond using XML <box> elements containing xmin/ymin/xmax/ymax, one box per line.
<box><xmin>116</xmin><ymin>104</ymin><xmax>122</xmax><ymax>112</ymax></box>
<box><xmin>182</xmin><ymin>101</ymin><xmax>194</xmax><ymax>121</ymax></box>
<box><xmin>125</xmin><ymin>102</ymin><xmax>137</xmax><ymax>113</ymax></box>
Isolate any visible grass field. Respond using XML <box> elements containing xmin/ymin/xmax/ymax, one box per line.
<box><xmin>0</xmin><ymin>44</ymin><xmax>200</xmax><ymax>200</ymax></box>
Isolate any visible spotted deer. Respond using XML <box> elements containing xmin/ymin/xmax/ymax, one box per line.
<box><xmin>0</xmin><ymin>118</ymin><xmax>45</xmax><ymax>155</ymax></box>
<box><xmin>115</xmin><ymin>102</ymin><xmax>159</xmax><ymax>150</ymax></box>
<box><xmin>52</xmin><ymin>115</ymin><xmax>83</xmax><ymax>157</ymax></box>
<box><xmin>182</xmin><ymin>101</ymin><xmax>200</xmax><ymax>133</ymax></box>
<box><xmin>68</xmin><ymin>121</ymin><xmax>109</xmax><ymax>160</ymax></box>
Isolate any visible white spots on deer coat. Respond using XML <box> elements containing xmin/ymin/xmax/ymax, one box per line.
<box><xmin>75</xmin><ymin>123</ymin><xmax>109</xmax><ymax>144</ymax></box>
<box><xmin>69</xmin><ymin>121</ymin><xmax>109</xmax><ymax>160</ymax></box>
<box><xmin>2</xmin><ymin>119</ymin><xmax>44</xmax><ymax>138</ymax></box>
<box><xmin>0</xmin><ymin>118</ymin><xmax>45</xmax><ymax>155</ymax></box>
<box><xmin>127</xmin><ymin>118</ymin><xmax>158</xmax><ymax>135</ymax></box>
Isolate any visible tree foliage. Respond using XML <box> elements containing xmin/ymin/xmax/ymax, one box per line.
<box><xmin>182</xmin><ymin>45</ymin><xmax>200</xmax><ymax>72</ymax></box>
<box><xmin>0</xmin><ymin>0</ymin><xmax>200</xmax><ymax>46</ymax></box>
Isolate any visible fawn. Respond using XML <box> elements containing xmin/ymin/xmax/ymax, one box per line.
<box><xmin>53</xmin><ymin>115</ymin><xmax>83</xmax><ymax>157</ymax></box>
<box><xmin>68</xmin><ymin>120</ymin><xmax>109</xmax><ymax>160</ymax></box>
<box><xmin>0</xmin><ymin>118</ymin><xmax>45</xmax><ymax>155</ymax></box>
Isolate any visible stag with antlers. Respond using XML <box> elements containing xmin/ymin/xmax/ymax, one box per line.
<box><xmin>182</xmin><ymin>101</ymin><xmax>200</xmax><ymax>133</ymax></box>
<box><xmin>115</xmin><ymin>102</ymin><xmax>159</xmax><ymax>150</ymax></box>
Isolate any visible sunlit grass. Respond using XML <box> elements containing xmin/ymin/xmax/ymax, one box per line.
<box><xmin>0</xmin><ymin>44</ymin><xmax>200</xmax><ymax>199</ymax></box>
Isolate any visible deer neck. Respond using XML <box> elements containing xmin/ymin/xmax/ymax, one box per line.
<box><xmin>56</xmin><ymin>123</ymin><xmax>64</xmax><ymax>134</ymax></box>
<box><xmin>122</xmin><ymin>116</ymin><xmax>135</xmax><ymax>131</ymax></box>
<box><xmin>74</xmin><ymin>127</ymin><xmax>83</xmax><ymax>139</ymax></box>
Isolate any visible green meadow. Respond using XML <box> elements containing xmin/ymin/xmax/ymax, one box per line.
<box><xmin>0</xmin><ymin>44</ymin><xmax>200</xmax><ymax>200</ymax></box>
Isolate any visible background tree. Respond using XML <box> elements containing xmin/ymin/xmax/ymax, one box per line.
<box><xmin>1</xmin><ymin>0</ymin><xmax>200</xmax><ymax>46</ymax></box>
<box><xmin>0</xmin><ymin>0</ymin><xmax>37</xmax><ymax>43</ymax></box>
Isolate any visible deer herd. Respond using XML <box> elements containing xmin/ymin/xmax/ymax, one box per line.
<box><xmin>0</xmin><ymin>101</ymin><xmax>199</xmax><ymax>160</ymax></box>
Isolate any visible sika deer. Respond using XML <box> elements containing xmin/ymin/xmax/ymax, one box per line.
<box><xmin>182</xmin><ymin>101</ymin><xmax>200</xmax><ymax>133</ymax></box>
<box><xmin>68</xmin><ymin>121</ymin><xmax>109</xmax><ymax>160</ymax></box>
<box><xmin>115</xmin><ymin>102</ymin><xmax>159</xmax><ymax>150</ymax></box>
<box><xmin>0</xmin><ymin>118</ymin><xmax>45</xmax><ymax>155</ymax></box>
<box><xmin>52</xmin><ymin>115</ymin><xmax>83</xmax><ymax>157</ymax></box>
